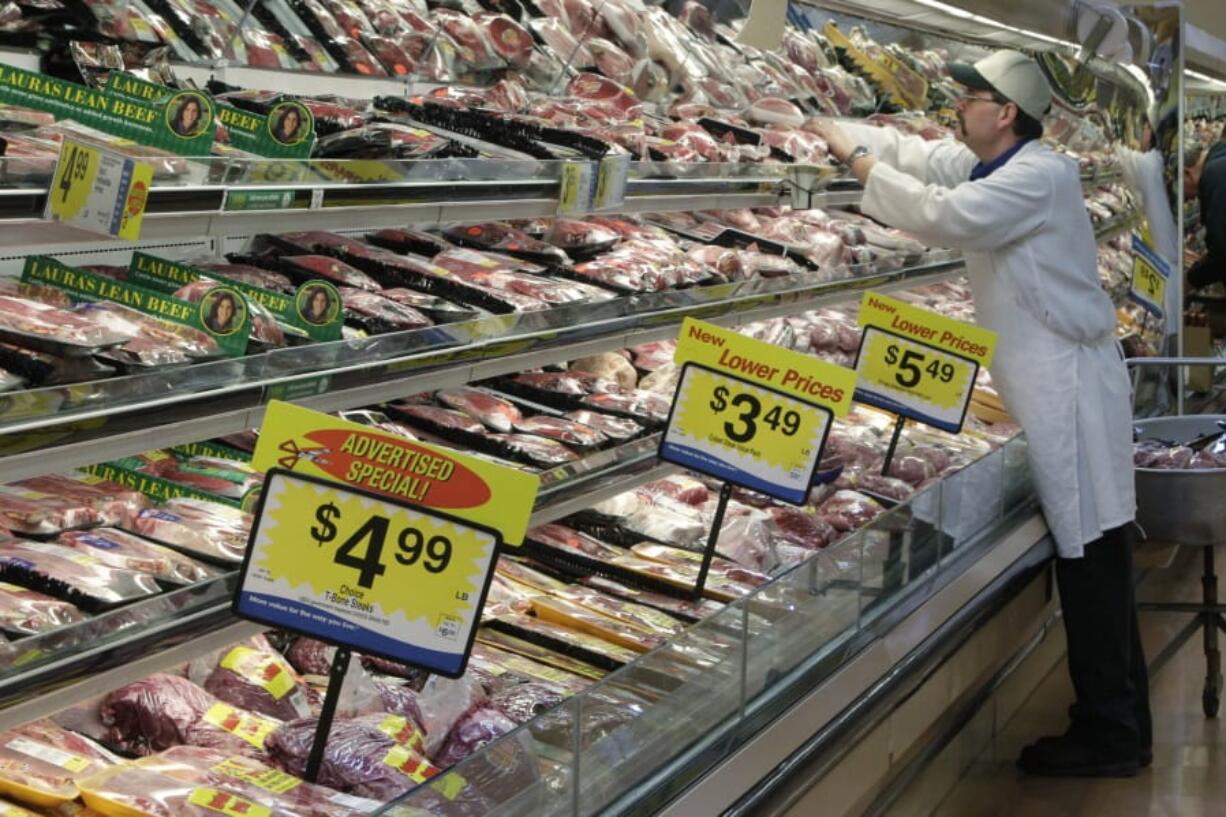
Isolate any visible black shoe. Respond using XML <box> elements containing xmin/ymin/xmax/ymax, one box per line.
<box><xmin>1017</xmin><ymin>734</ymin><xmax>1140</xmax><ymax>778</ymax></box>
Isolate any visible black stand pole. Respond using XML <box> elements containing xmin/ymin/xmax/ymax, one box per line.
<box><xmin>305</xmin><ymin>647</ymin><xmax>351</xmax><ymax>783</ymax></box>
<box><xmin>881</xmin><ymin>415</ymin><xmax>907</xmax><ymax>477</ymax></box>
<box><xmin>693</xmin><ymin>482</ymin><xmax>734</xmax><ymax>600</ymax></box>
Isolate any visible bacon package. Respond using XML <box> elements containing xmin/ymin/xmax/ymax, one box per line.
<box><xmin>0</xmin><ymin>540</ymin><xmax>160</xmax><ymax>611</ymax></box>
<box><xmin>56</xmin><ymin>529</ymin><xmax>218</xmax><ymax>586</ymax></box>
<box><xmin>124</xmin><ymin>499</ymin><xmax>252</xmax><ymax>564</ymax></box>
<box><xmin>100</xmin><ymin>673</ymin><xmax>280</xmax><ymax>758</ymax></box>
<box><xmin>0</xmin><ymin>582</ymin><xmax>85</xmax><ymax>635</ymax></box>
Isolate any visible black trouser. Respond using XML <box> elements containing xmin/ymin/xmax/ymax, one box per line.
<box><xmin>1055</xmin><ymin>523</ymin><xmax>1152</xmax><ymax>758</ymax></box>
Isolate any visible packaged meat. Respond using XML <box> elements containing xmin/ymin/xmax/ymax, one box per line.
<box><xmin>569</xmin><ymin>353</ymin><xmax>637</xmax><ymax>389</ymax></box>
<box><xmin>137</xmin><ymin>456</ymin><xmax>262</xmax><ymax>504</ymax></box>
<box><xmin>562</xmin><ymin>410</ymin><xmax>643</xmax><ymax>441</ymax></box>
<box><xmin>490</xmin><ymin>612</ymin><xmax>641</xmax><ymax>668</ymax></box>
<box><xmin>172</xmin><ymin>281</ymin><xmax>284</xmax><ymax>348</ymax></box>
<box><xmin>817</xmin><ymin>490</ymin><xmax>883</xmax><ymax>532</ymax></box>
<box><xmin>435</xmin><ymin>387</ymin><xmax>523</xmax><ymax>433</ymax></box>
<box><xmin>488</xmin><ymin>683</ymin><xmax>568</xmax><ymax>725</ymax></box>
<box><xmin>432</xmin><ymin>706</ymin><xmax>517</xmax><ymax>769</ymax></box>
<box><xmin>264</xmin><ymin>714</ymin><xmax>437</xmax><ymax>799</ymax></box>
<box><xmin>384</xmin><ymin>403</ymin><xmax>486</xmax><ymax>437</ymax></box>
<box><xmin>528</xmin><ymin>523</ymin><xmax>624</xmax><ymax>562</ymax></box>
<box><xmin>193</xmin><ymin>264</ymin><xmax>293</xmax><ymax>294</ymax></box>
<box><xmin>279</xmin><ymin>256</ymin><xmax>381</xmax><ymax>292</ymax></box>
<box><xmin>530</xmin><ymin>594</ymin><xmax>667</xmax><ymax>652</ymax></box>
<box><xmin>339</xmin><ymin>289</ymin><xmax>434</xmax><ymax>334</ymax></box>
<box><xmin>9</xmin><ymin>474</ymin><xmax>146</xmax><ymax>529</ymax></box>
<box><xmin>629</xmin><ymin>340</ymin><xmax>676</xmax><ymax>372</ymax></box>
<box><xmin>487</xmin><ymin>433</ymin><xmax>580</xmax><ymax>467</ymax></box>
<box><xmin>134</xmin><ymin>746</ymin><xmax>381</xmax><ymax>817</ymax></box>
<box><xmin>545</xmin><ymin>219</ymin><xmax>621</xmax><ymax>255</ymax></box>
<box><xmin>581</xmin><ymin>390</ymin><xmax>671</xmax><ymax>424</ymax></box>
<box><xmin>202</xmin><ymin>644</ymin><xmax>315</xmax><ymax>722</ymax></box>
<box><xmin>80</xmin><ymin>303</ymin><xmax>217</xmax><ymax>367</ymax></box>
<box><xmin>513</xmin><ymin>416</ymin><xmax>608</xmax><ymax>448</ymax></box>
<box><xmin>0</xmin><ymin>343</ymin><xmax>115</xmax><ymax>387</ymax></box>
<box><xmin>0</xmin><ymin>582</ymin><xmax>85</xmax><ymax>635</ymax></box>
<box><xmin>378</xmin><ymin>289</ymin><xmax>476</xmax><ymax>323</ymax></box>
<box><xmin>0</xmin><ymin>295</ymin><xmax>134</xmax><ymax>354</ymax></box>
<box><xmin>478</xmin><ymin>14</ymin><xmax>533</xmax><ymax>67</ymax></box>
<box><xmin>125</xmin><ymin>499</ymin><xmax>252</xmax><ymax>564</ymax></box>
<box><xmin>475</xmin><ymin>628</ymin><xmax>606</xmax><ymax>681</ymax></box>
<box><xmin>57</xmin><ymin>529</ymin><xmax>218</xmax><ymax>586</ymax></box>
<box><xmin>365</xmin><ymin>228</ymin><xmax>454</xmax><ymax>257</ymax></box>
<box><xmin>551</xmin><ymin>585</ymin><xmax>684</xmax><ymax>639</ymax></box>
<box><xmin>580</xmin><ymin>574</ymin><xmax>724</xmax><ymax>621</ymax></box>
<box><xmin>100</xmin><ymin>674</ymin><xmax>281</xmax><ymax>758</ymax></box>
<box><xmin>531</xmin><ymin>17</ymin><xmax>594</xmax><ymax>68</ymax></box>
<box><xmin>442</xmin><ymin>223</ymin><xmax>572</xmax><ymax>268</ymax></box>
<box><xmin>79</xmin><ymin>765</ymin><xmax>296</xmax><ymax>817</ymax></box>
<box><xmin>0</xmin><ymin>740</ymin><xmax>88</xmax><ymax>807</ymax></box>
<box><xmin>767</xmin><ymin>506</ymin><xmax>839</xmax><ymax>549</ymax></box>
<box><xmin>468</xmin><ymin>643</ymin><xmax>590</xmax><ymax>694</ymax></box>
<box><xmin>0</xmin><ymin>541</ymin><xmax>161</xmax><ymax>611</ymax></box>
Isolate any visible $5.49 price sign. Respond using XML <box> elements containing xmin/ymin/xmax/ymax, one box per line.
<box><xmin>855</xmin><ymin>292</ymin><xmax>996</xmax><ymax>434</ymax></box>
<box><xmin>45</xmin><ymin>139</ymin><xmax>153</xmax><ymax>241</ymax></box>
<box><xmin>234</xmin><ymin>469</ymin><xmax>500</xmax><ymax>677</ymax></box>
<box><xmin>661</xmin><ymin>364</ymin><xmax>834</xmax><ymax>504</ymax></box>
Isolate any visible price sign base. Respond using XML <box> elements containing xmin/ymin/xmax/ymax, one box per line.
<box><xmin>233</xmin><ymin>468</ymin><xmax>501</xmax><ymax>679</ymax></box>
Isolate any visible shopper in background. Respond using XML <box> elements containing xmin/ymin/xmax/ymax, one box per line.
<box><xmin>1186</xmin><ymin>138</ymin><xmax>1226</xmax><ymax>291</ymax></box>
<box><xmin>810</xmin><ymin>49</ymin><xmax>1150</xmax><ymax>778</ymax></box>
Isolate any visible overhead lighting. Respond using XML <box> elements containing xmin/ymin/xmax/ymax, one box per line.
<box><xmin>1186</xmin><ymin>68</ymin><xmax>1226</xmax><ymax>89</ymax></box>
<box><xmin>906</xmin><ymin>0</ymin><xmax>1078</xmax><ymax>49</ymax></box>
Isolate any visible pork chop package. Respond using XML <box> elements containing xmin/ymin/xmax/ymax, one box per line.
<box><xmin>0</xmin><ymin>581</ymin><xmax>86</xmax><ymax>635</ymax></box>
<box><xmin>123</xmin><ymin>499</ymin><xmax>252</xmax><ymax>564</ymax></box>
<box><xmin>79</xmin><ymin>764</ymin><xmax>296</xmax><ymax>817</ymax></box>
<box><xmin>188</xmin><ymin>639</ymin><xmax>314</xmax><ymax>722</ymax></box>
<box><xmin>0</xmin><ymin>540</ymin><xmax>161</xmax><ymax>611</ymax></box>
<box><xmin>134</xmin><ymin>746</ymin><xmax>381</xmax><ymax>817</ymax></box>
<box><xmin>100</xmin><ymin>673</ymin><xmax>281</xmax><ymax>759</ymax></box>
<box><xmin>57</xmin><ymin>529</ymin><xmax>219</xmax><ymax>586</ymax></box>
<box><xmin>0</xmin><ymin>484</ymin><xmax>107</xmax><ymax>535</ymax></box>
<box><xmin>264</xmin><ymin>714</ymin><xmax>437</xmax><ymax>799</ymax></box>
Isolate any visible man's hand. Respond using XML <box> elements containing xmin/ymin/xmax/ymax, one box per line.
<box><xmin>806</xmin><ymin>118</ymin><xmax>856</xmax><ymax>164</ymax></box>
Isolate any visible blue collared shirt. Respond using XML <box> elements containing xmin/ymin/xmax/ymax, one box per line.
<box><xmin>968</xmin><ymin>138</ymin><xmax>1034</xmax><ymax>181</ymax></box>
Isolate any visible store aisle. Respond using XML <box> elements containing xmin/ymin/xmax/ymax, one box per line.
<box><xmin>931</xmin><ymin>546</ymin><xmax>1225</xmax><ymax>817</ymax></box>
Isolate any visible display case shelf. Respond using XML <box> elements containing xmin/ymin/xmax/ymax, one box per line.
<box><xmin>0</xmin><ymin>255</ymin><xmax>966</xmax><ymax>482</ymax></box>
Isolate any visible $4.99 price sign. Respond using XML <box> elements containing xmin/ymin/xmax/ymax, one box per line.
<box><xmin>854</xmin><ymin>292</ymin><xmax>996</xmax><ymax>434</ymax></box>
<box><xmin>45</xmin><ymin>139</ymin><xmax>153</xmax><ymax>241</ymax></box>
<box><xmin>234</xmin><ymin>469</ymin><xmax>500</xmax><ymax>677</ymax></box>
<box><xmin>660</xmin><ymin>319</ymin><xmax>856</xmax><ymax>504</ymax></box>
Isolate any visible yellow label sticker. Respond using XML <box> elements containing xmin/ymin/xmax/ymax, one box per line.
<box><xmin>857</xmin><ymin>292</ymin><xmax>997</xmax><ymax>366</ymax></box>
<box><xmin>251</xmin><ymin>401</ymin><xmax>539</xmax><ymax>545</ymax></box>
<box><xmin>188</xmin><ymin>788</ymin><xmax>272</xmax><ymax>817</ymax></box>
<box><xmin>5</xmin><ymin>737</ymin><xmax>91</xmax><ymax>773</ymax></box>
<box><xmin>210</xmin><ymin>758</ymin><xmax>301</xmax><ymax>795</ymax></box>
<box><xmin>46</xmin><ymin>139</ymin><xmax>152</xmax><ymax>241</ymax></box>
<box><xmin>202</xmin><ymin>704</ymin><xmax>279</xmax><ymax>750</ymax></box>
<box><xmin>235</xmin><ymin>470</ymin><xmax>501</xmax><ymax>677</ymax></box>
<box><xmin>220</xmin><ymin>647</ymin><xmax>297</xmax><ymax>700</ymax></box>
<box><xmin>381</xmin><ymin>746</ymin><xmax>439</xmax><ymax>784</ymax></box>
<box><xmin>1129</xmin><ymin>235</ymin><xmax>1169</xmax><ymax>318</ymax></box>
<box><xmin>376</xmin><ymin>715</ymin><xmax>426</xmax><ymax>753</ymax></box>
<box><xmin>430</xmin><ymin>772</ymin><xmax>467</xmax><ymax>801</ymax></box>
<box><xmin>673</xmin><ymin>318</ymin><xmax>856</xmax><ymax>415</ymax></box>
<box><xmin>557</xmin><ymin>161</ymin><xmax>590</xmax><ymax>215</ymax></box>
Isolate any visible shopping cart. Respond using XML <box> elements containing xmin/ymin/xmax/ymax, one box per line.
<box><xmin>1128</xmin><ymin>357</ymin><xmax>1226</xmax><ymax>717</ymax></box>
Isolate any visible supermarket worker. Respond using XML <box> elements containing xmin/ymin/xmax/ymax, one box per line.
<box><xmin>811</xmin><ymin>49</ymin><xmax>1151</xmax><ymax>778</ymax></box>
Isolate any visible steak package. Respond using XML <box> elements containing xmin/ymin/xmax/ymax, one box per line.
<box><xmin>0</xmin><ymin>582</ymin><xmax>85</xmax><ymax>635</ymax></box>
<box><xmin>13</xmin><ymin>474</ymin><xmax>148</xmax><ymax>529</ymax></box>
<box><xmin>196</xmin><ymin>642</ymin><xmax>315</xmax><ymax>722</ymax></box>
<box><xmin>435</xmin><ymin>387</ymin><xmax>523</xmax><ymax>433</ymax></box>
<box><xmin>0</xmin><ymin>295</ymin><xmax>134</xmax><ymax>355</ymax></box>
<box><xmin>0</xmin><ymin>540</ymin><xmax>161</xmax><ymax>611</ymax></box>
<box><xmin>338</xmin><ymin>288</ymin><xmax>434</xmax><ymax>334</ymax></box>
<box><xmin>78</xmin><ymin>765</ymin><xmax>296</xmax><ymax>817</ymax></box>
<box><xmin>124</xmin><ymin>499</ymin><xmax>252</xmax><ymax>564</ymax></box>
<box><xmin>57</xmin><ymin>529</ymin><xmax>218</xmax><ymax>586</ymax></box>
<box><xmin>0</xmin><ymin>485</ymin><xmax>108</xmax><ymax>535</ymax></box>
<box><xmin>100</xmin><ymin>674</ymin><xmax>281</xmax><ymax>758</ymax></box>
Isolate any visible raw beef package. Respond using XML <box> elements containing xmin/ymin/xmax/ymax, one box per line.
<box><xmin>0</xmin><ymin>540</ymin><xmax>161</xmax><ymax>611</ymax></box>
<box><xmin>78</xmin><ymin>764</ymin><xmax>297</xmax><ymax>817</ymax></box>
<box><xmin>56</xmin><ymin>529</ymin><xmax>219</xmax><ymax>586</ymax></box>
<box><xmin>0</xmin><ymin>720</ymin><xmax>120</xmax><ymax>807</ymax></box>
<box><xmin>0</xmin><ymin>582</ymin><xmax>86</xmax><ymax>635</ymax></box>
<box><xmin>194</xmin><ymin>641</ymin><xmax>315</xmax><ymax>722</ymax></box>
<box><xmin>123</xmin><ymin>499</ymin><xmax>252</xmax><ymax>564</ymax></box>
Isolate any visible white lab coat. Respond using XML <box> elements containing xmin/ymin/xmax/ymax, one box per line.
<box><xmin>843</xmin><ymin>124</ymin><xmax>1136</xmax><ymax>558</ymax></box>
<box><xmin>1115</xmin><ymin>145</ymin><xmax>1180</xmax><ymax>334</ymax></box>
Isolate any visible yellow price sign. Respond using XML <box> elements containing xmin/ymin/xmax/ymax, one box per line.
<box><xmin>557</xmin><ymin>161</ymin><xmax>592</xmax><ymax>215</ymax></box>
<box><xmin>1129</xmin><ymin>234</ymin><xmax>1169</xmax><ymax>318</ymax></box>
<box><xmin>855</xmin><ymin>327</ymin><xmax>978</xmax><ymax>433</ymax></box>
<box><xmin>234</xmin><ymin>469</ymin><xmax>501</xmax><ymax>678</ymax></box>
<box><xmin>660</xmin><ymin>364</ymin><xmax>832</xmax><ymax>504</ymax></box>
<box><xmin>46</xmin><ymin>139</ymin><xmax>152</xmax><ymax>240</ymax></box>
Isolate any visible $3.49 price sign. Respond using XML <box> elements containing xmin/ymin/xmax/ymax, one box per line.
<box><xmin>660</xmin><ymin>364</ymin><xmax>832</xmax><ymax>504</ymax></box>
<box><xmin>855</xmin><ymin>328</ymin><xmax>977</xmax><ymax>433</ymax></box>
<box><xmin>234</xmin><ymin>469</ymin><xmax>501</xmax><ymax>677</ymax></box>
<box><xmin>45</xmin><ymin>139</ymin><xmax>153</xmax><ymax>241</ymax></box>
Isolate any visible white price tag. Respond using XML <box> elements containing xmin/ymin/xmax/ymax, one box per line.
<box><xmin>557</xmin><ymin>161</ymin><xmax>594</xmax><ymax>215</ymax></box>
<box><xmin>592</xmin><ymin>153</ymin><xmax>630</xmax><ymax>211</ymax></box>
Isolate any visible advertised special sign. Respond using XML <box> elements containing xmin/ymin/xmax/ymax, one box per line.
<box><xmin>251</xmin><ymin>401</ymin><xmax>540</xmax><ymax>545</ymax></box>
<box><xmin>234</xmin><ymin>469</ymin><xmax>500</xmax><ymax>676</ymax></box>
<box><xmin>1129</xmin><ymin>233</ymin><xmax>1170</xmax><ymax>318</ymax></box>
<box><xmin>854</xmin><ymin>292</ymin><xmax>997</xmax><ymax>433</ymax></box>
<box><xmin>659</xmin><ymin>318</ymin><xmax>856</xmax><ymax>504</ymax></box>
<box><xmin>45</xmin><ymin>139</ymin><xmax>152</xmax><ymax>240</ymax></box>
<box><xmin>21</xmin><ymin>256</ymin><xmax>251</xmax><ymax>357</ymax></box>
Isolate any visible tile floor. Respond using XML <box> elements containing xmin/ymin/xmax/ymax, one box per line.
<box><xmin>931</xmin><ymin>546</ymin><xmax>1225</xmax><ymax>817</ymax></box>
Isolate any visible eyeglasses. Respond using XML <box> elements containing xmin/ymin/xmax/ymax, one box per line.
<box><xmin>958</xmin><ymin>93</ymin><xmax>1003</xmax><ymax>108</ymax></box>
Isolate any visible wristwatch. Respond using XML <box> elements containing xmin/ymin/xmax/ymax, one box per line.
<box><xmin>844</xmin><ymin>144</ymin><xmax>872</xmax><ymax>167</ymax></box>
